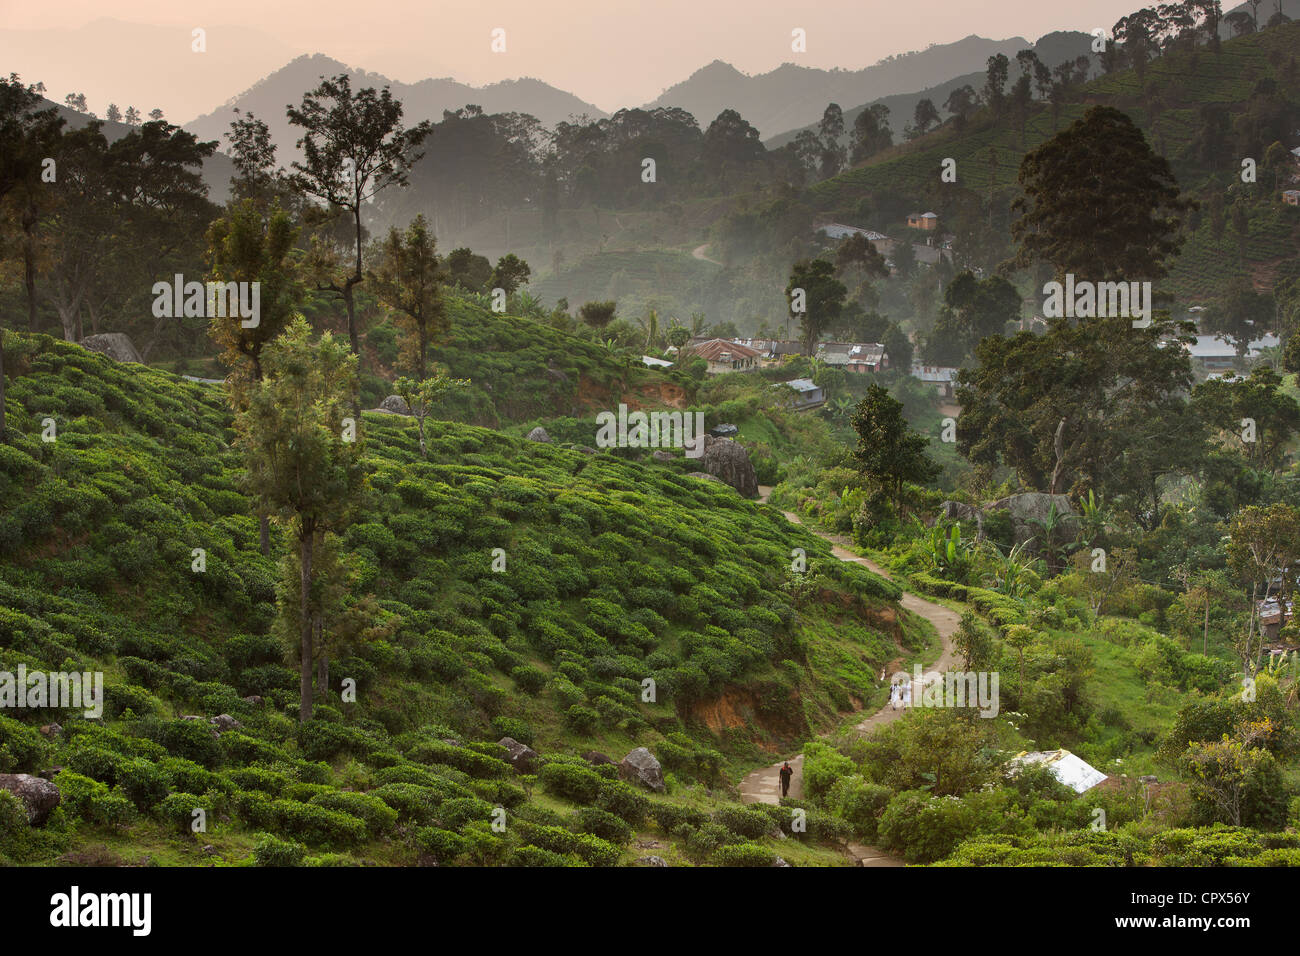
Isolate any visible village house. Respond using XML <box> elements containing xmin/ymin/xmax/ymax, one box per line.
<box><xmin>911</xmin><ymin>362</ymin><xmax>958</xmax><ymax>399</ymax></box>
<box><xmin>906</xmin><ymin>211</ymin><xmax>939</xmax><ymax>230</ymax></box>
<box><xmin>1283</xmin><ymin>189</ymin><xmax>1300</xmax><ymax>206</ymax></box>
<box><xmin>690</xmin><ymin>337</ymin><xmax>764</xmax><ymax>374</ymax></box>
<box><xmin>818</xmin><ymin>342</ymin><xmax>889</xmax><ymax>373</ymax></box>
<box><xmin>1183</xmin><ymin>333</ymin><xmax>1281</xmax><ymax>373</ymax></box>
<box><xmin>773</xmin><ymin>378</ymin><xmax>825</xmax><ymax>410</ymax></box>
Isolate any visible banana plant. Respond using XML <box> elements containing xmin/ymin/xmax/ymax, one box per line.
<box><xmin>922</xmin><ymin>521</ymin><xmax>971</xmax><ymax>580</ymax></box>
<box><xmin>1076</xmin><ymin>489</ymin><xmax>1109</xmax><ymax>549</ymax></box>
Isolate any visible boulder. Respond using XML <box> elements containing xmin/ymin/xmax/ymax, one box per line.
<box><xmin>497</xmin><ymin>737</ymin><xmax>539</xmax><ymax>774</ymax></box>
<box><xmin>576</xmin><ymin>445</ymin><xmax>598</xmax><ymax>455</ymax></box>
<box><xmin>379</xmin><ymin>394</ymin><xmax>411</xmax><ymax>416</ymax></box>
<box><xmin>772</xmin><ymin>856</ymin><xmax>791</xmax><ymax>867</ymax></box>
<box><xmin>0</xmin><ymin>773</ymin><xmax>60</xmax><ymax>826</ymax></box>
<box><xmin>686</xmin><ymin>471</ymin><xmax>727</xmax><ymax>486</ymax></box>
<box><xmin>38</xmin><ymin>767</ymin><xmax>64</xmax><ymax>782</ymax></box>
<box><xmin>618</xmin><ymin>747</ymin><xmax>666</xmax><ymax>793</ymax></box>
<box><xmin>526</xmin><ymin>426</ymin><xmax>551</xmax><ymax>443</ymax></box>
<box><xmin>39</xmin><ymin>723</ymin><xmax>62</xmax><ymax>738</ymax></box>
<box><xmin>986</xmin><ymin>492</ymin><xmax>1078</xmax><ymax>552</ymax></box>
<box><xmin>699</xmin><ymin>435</ymin><xmax>758</xmax><ymax>498</ymax></box>
<box><xmin>651</xmin><ymin>450</ymin><xmax>676</xmax><ymax>462</ymax></box>
<box><xmin>242</xmin><ymin>695</ymin><xmax>265</xmax><ymax>707</ymax></box>
<box><xmin>709</xmin><ymin>423</ymin><xmax>739</xmax><ymax>438</ymax></box>
<box><xmin>636</xmin><ymin>855</ymin><xmax>669</xmax><ymax>867</ymax></box>
<box><xmin>209</xmin><ymin>714</ymin><xmax>243</xmax><ymax>734</ymax></box>
<box><xmin>583</xmin><ymin>750</ymin><xmax>615</xmax><ymax>766</ymax></box>
<box><xmin>80</xmin><ymin>333</ymin><xmax>142</xmax><ymax>364</ymax></box>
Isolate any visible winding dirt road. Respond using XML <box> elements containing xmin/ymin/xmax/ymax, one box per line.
<box><xmin>736</xmin><ymin>487</ymin><xmax>961</xmax><ymax>866</ymax></box>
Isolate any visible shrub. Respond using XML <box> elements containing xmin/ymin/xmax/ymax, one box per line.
<box><xmin>254</xmin><ymin>833</ymin><xmax>307</xmax><ymax>866</ymax></box>
<box><xmin>509</xmin><ymin>666</ymin><xmax>548</xmax><ymax>694</ymax></box>
<box><xmin>271</xmin><ymin>799</ymin><xmax>367</xmax><ymax>848</ymax></box>
<box><xmin>117</xmin><ymin>758</ymin><xmax>169</xmax><ymax>812</ymax></box>
<box><xmin>413</xmin><ymin>826</ymin><xmax>468</xmax><ymax>862</ymax></box>
<box><xmin>539</xmin><ymin>762</ymin><xmax>605</xmax><ymax>804</ymax></box>
<box><xmin>712</xmin><ymin>805</ymin><xmax>775</xmax><ymax>840</ymax></box>
<box><xmin>369</xmin><ymin>783</ymin><xmax>439</xmax><ymax>824</ymax></box>
<box><xmin>309</xmin><ymin>791</ymin><xmax>398</xmax><ymax>838</ymax></box>
<box><xmin>712</xmin><ymin>842</ymin><xmax>776</xmax><ymax>867</ymax></box>
<box><xmin>155</xmin><ymin>791</ymin><xmax>204</xmax><ymax>835</ymax></box>
<box><xmin>596</xmin><ymin>781</ymin><xmax>651</xmax><ymax>827</ymax></box>
<box><xmin>575</xmin><ymin>806</ymin><xmax>633</xmax><ymax>845</ymax></box>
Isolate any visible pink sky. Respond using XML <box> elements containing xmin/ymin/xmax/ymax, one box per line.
<box><xmin>2</xmin><ymin>1</ymin><xmax>1142</xmax><ymax>120</ymax></box>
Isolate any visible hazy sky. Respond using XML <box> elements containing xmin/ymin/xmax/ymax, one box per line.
<box><xmin>3</xmin><ymin>1</ymin><xmax>1142</xmax><ymax>119</ymax></box>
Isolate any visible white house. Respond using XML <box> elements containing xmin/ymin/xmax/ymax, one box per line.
<box><xmin>1008</xmin><ymin>749</ymin><xmax>1108</xmax><ymax>794</ymax></box>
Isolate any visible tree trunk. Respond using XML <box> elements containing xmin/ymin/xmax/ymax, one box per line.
<box><xmin>1203</xmin><ymin>596</ymin><xmax>1210</xmax><ymax>655</ymax></box>
<box><xmin>299</xmin><ymin>523</ymin><xmax>315</xmax><ymax>723</ymax></box>
<box><xmin>1048</xmin><ymin>418</ymin><xmax>1066</xmax><ymax>495</ymax></box>
<box><xmin>22</xmin><ymin>209</ymin><xmax>38</xmax><ymax>333</ymax></box>
<box><xmin>0</xmin><ymin>329</ymin><xmax>6</xmax><ymax>440</ymax></box>
<box><xmin>259</xmin><ymin>514</ymin><xmax>270</xmax><ymax>556</ymax></box>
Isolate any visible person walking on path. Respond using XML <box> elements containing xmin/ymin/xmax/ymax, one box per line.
<box><xmin>778</xmin><ymin>761</ymin><xmax>794</xmax><ymax>799</ymax></box>
<box><xmin>901</xmin><ymin>680</ymin><xmax>912</xmax><ymax>709</ymax></box>
<box><xmin>889</xmin><ymin>682</ymin><xmax>899</xmax><ymax>710</ymax></box>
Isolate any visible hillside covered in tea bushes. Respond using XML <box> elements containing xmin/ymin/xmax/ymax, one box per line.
<box><xmin>0</xmin><ymin>332</ymin><xmax>922</xmax><ymax>866</ymax></box>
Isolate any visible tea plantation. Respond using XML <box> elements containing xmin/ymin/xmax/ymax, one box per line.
<box><xmin>0</xmin><ymin>331</ymin><xmax>910</xmax><ymax>866</ymax></box>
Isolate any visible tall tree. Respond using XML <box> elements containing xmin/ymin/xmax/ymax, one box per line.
<box><xmin>1011</xmin><ymin>106</ymin><xmax>1191</xmax><ymax>280</ymax></box>
<box><xmin>786</xmin><ymin>258</ymin><xmax>846</xmax><ymax>355</ymax></box>
<box><xmin>942</xmin><ymin>86</ymin><xmax>978</xmax><ymax>132</ymax></box>
<box><xmin>206</xmin><ymin>199</ymin><xmax>303</xmax><ymax>557</ymax></box>
<box><xmin>235</xmin><ymin>317</ymin><xmax>365</xmax><ymax>722</ymax></box>
<box><xmin>850</xmin><ymin>383</ymin><xmax>939</xmax><ymax>514</ymax></box>
<box><xmin>368</xmin><ymin>214</ymin><xmax>447</xmax><ymax>379</ymax></box>
<box><xmin>850</xmin><ymin>105</ymin><xmax>893</xmax><ymax>163</ymax></box>
<box><xmin>817</xmin><ymin>103</ymin><xmax>847</xmax><ymax>179</ymax></box>
<box><xmin>287</xmin><ymin>74</ymin><xmax>431</xmax><ymax>355</ymax></box>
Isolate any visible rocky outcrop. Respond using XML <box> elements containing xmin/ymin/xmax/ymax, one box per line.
<box><xmin>636</xmin><ymin>855</ymin><xmax>669</xmax><ymax>867</ymax></box>
<box><xmin>526</xmin><ymin>426</ymin><xmax>551</xmax><ymax>443</ymax></box>
<box><xmin>209</xmin><ymin>714</ymin><xmax>243</xmax><ymax>734</ymax></box>
<box><xmin>498</xmin><ymin>737</ymin><xmax>539</xmax><ymax>774</ymax></box>
<box><xmin>0</xmin><ymin>773</ymin><xmax>60</xmax><ymax>825</ymax></box>
<box><xmin>583</xmin><ymin>750</ymin><xmax>615</xmax><ymax>766</ymax></box>
<box><xmin>698</xmin><ymin>435</ymin><xmax>758</xmax><ymax>497</ymax></box>
<box><xmin>379</xmin><ymin>394</ymin><xmax>411</xmax><ymax>416</ymax></box>
<box><xmin>619</xmin><ymin>747</ymin><xmax>666</xmax><ymax>793</ymax></box>
<box><xmin>80</xmin><ymin>333</ymin><xmax>142</xmax><ymax>364</ymax></box>
<box><xmin>651</xmin><ymin>450</ymin><xmax>676</xmax><ymax>462</ymax></box>
<box><xmin>987</xmin><ymin>492</ymin><xmax>1078</xmax><ymax>552</ymax></box>
<box><xmin>709</xmin><ymin>424</ymin><xmax>738</xmax><ymax>438</ymax></box>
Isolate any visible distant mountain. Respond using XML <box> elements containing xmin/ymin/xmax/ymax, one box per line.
<box><xmin>764</xmin><ymin>31</ymin><xmax>1095</xmax><ymax>149</ymax></box>
<box><xmin>184</xmin><ymin>54</ymin><xmax>606</xmax><ymax>165</ymax></box>
<box><xmin>645</xmin><ymin>34</ymin><xmax>1054</xmax><ymax>139</ymax></box>
<box><xmin>0</xmin><ymin>17</ymin><xmax>300</xmax><ymax>127</ymax></box>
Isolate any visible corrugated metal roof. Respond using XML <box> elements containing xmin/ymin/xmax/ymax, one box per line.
<box><xmin>1008</xmin><ymin>749</ymin><xmax>1107</xmax><ymax>794</ymax></box>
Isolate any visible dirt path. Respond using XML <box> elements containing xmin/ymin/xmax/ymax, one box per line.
<box><xmin>736</xmin><ymin>486</ymin><xmax>962</xmax><ymax>866</ymax></box>
<box><xmin>692</xmin><ymin>243</ymin><xmax>721</xmax><ymax>265</ymax></box>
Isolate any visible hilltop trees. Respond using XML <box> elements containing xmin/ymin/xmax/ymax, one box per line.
<box><xmin>1010</xmin><ymin>106</ymin><xmax>1191</xmax><ymax>280</ymax></box>
<box><xmin>287</xmin><ymin>73</ymin><xmax>432</xmax><ymax>355</ymax></box>
<box><xmin>850</xmin><ymin>105</ymin><xmax>893</xmax><ymax>164</ymax></box>
<box><xmin>368</xmin><ymin>214</ymin><xmax>447</xmax><ymax>379</ymax></box>
<box><xmin>235</xmin><ymin>318</ymin><xmax>365</xmax><ymax>722</ymax></box>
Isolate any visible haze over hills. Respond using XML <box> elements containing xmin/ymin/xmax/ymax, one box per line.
<box><xmin>183</xmin><ymin>53</ymin><xmax>606</xmax><ymax>162</ymax></box>
<box><xmin>646</xmin><ymin>34</ymin><xmax>1057</xmax><ymax>139</ymax></box>
<box><xmin>764</xmin><ymin>31</ymin><xmax>1096</xmax><ymax>146</ymax></box>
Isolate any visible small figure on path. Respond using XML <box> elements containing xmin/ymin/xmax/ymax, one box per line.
<box><xmin>778</xmin><ymin>760</ymin><xmax>794</xmax><ymax>798</ymax></box>
<box><xmin>889</xmin><ymin>682</ymin><xmax>900</xmax><ymax>710</ymax></box>
<box><xmin>901</xmin><ymin>681</ymin><xmax>912</xmax><ymax>709</ymax></box>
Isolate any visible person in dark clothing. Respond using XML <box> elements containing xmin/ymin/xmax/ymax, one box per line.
<box><xmin>778</xmin><ymin>761</ymin><xmax>794</xmax><ymax>798</ymax></box>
